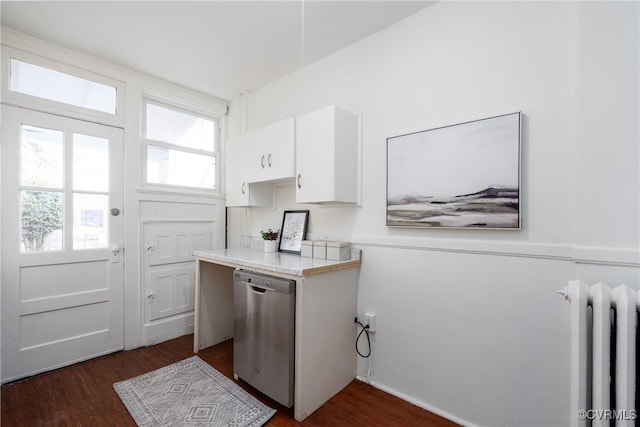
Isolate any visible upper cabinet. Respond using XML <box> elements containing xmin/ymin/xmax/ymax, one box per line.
<box><xmin>225</xmin><ymin>107</ymin><xmax>359</xmax><ymax>207</ymax></box>
<box><xmin>226</xmin><ymin>133</ymin><xmax>272</xmax><ymax>207</ymax></box>
<box><xmin>246</xmin><ymin>117</ymin><xmax>295</xmax><ymax>183</ymax></box>
<box><xmin>295</xmin><ymin>106</ymin><xmax>359</xmax><ymax>204</ymax></box>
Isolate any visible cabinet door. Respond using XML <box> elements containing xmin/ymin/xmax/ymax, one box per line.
<box><xmin>225</xmin><ymin>135</ymin><xmax>250</xmax><ymax>206</ymax></box>
<box><xmin>262</xmin><ymin>117</ymin><xmax>295</xmax><ymax>181</ymax></box>
<box><xmin>246</xmin><ymin>118</ymin><xmax>295</xmax><ymax>183</ymax></box>
<box><xmin>245</xmin><ymin>130</ymin><xmax>264</xmax><ymax>183</ymax></box>
<box><xmin>296</xmin><ymin>108</ymin><xmax>334</xmax><ymax>203</ymax></box>
<box><xmin>226</xmin><ymin>134</ymin><xmax>273</xmax><ymax>207</ymax></box>
<box><xmin>295</xmin><ymin>106</ymin><xmax>358</xmax><ymax>204</ymax></box>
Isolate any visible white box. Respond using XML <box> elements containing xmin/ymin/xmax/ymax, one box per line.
<box><xmin>313</xmin><ymin>241</ymin><xmax>327</xmax><ymax>259</ymax></box>
<box><xmin>326</xmin><ymin>241</ymin><xmax>351</xmax><ymax>261</ymax></box>
<box><xmin>301</xmin><ymin>240</ymin><xmax>314</xmax><ymax>258</ymax></box>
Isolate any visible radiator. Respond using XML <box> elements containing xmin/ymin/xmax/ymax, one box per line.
<box><xmin>560</xmin><ymin>280</ymin><xmax>638</xmax><ymax>426</ymax></box>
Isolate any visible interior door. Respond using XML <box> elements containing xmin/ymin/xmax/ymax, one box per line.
<box><xmin>1</xmin><ymin>105</ymin><xmax>124</xmax><ymax>382</ymax></box>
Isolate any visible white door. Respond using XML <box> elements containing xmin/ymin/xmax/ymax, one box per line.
<box><xmin>142</xmin><ymin>222</ymin><xmax>215</xmax><ymax>345</ymax></box>
<box><xmin>1</xmin><ymin>105</ymin><xmax>124</xmax><ymax>382</ymax></box>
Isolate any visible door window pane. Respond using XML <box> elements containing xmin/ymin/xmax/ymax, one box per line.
<box><xmin>145</xmin><ymin>103</ymin><xmax>215</xmax><ymax>151</ymax></box>
<box><xmin>20</xmin><ymin>190</ymin><xmax>63</xmax><ymax>253</ymax></box>
<box><xmin>10</xmin><ymin>59</ymin><xmax>117</xmax><ymax>115</ymax></box>
<box><xmin>147</xmin><ymin>145</ymin><xmax>216</xmax><ymax>189</ymax></box>
<box><xmin>73</xmin><ymin>134</ymin><xmax>109</xmax><ymax>192</ymax></box>
<box><xmin>20</xmin><ymin>125</ymin><xmax>64</xmax><ymax>188</ymax></box>
<box><xmin>73</xmin><ymin>193</ymin><xmax>108</xmax><ymax>250</ymax></box>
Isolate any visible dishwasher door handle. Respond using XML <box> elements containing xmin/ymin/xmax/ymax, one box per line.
<box><xmin>241</xmin><ymin>281</ymin><xmax>275</xmax><ymax>293</ymax></box>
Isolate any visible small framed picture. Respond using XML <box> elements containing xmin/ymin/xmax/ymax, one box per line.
<box><xmin>278</xmin><ymin>210</ymin><xmax>309</xmax><ymax>254</ymax></box>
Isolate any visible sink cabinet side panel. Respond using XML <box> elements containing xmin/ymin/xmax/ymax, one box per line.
<box><xmin>294</xmin><ymin>267</ymin><xmax>359</xmax><ymax>421</ymax></box>
<box><xmin>194</xmin><ymin>261</ymin><xmax>234</xmax><ymax>352</ymax></box>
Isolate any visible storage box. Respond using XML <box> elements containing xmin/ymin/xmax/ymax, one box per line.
<box><xmin>313</xmin><ymin>241</ymin><xmax>327</xmax><ymax>259</ymax></box>
<box><xmin>301</xmin><ymin>240</ymin><xmax>314</xmax><ymax>258</ymax></box>
<box><xmin>326</xmin><ymin>241</ymin><xmax>351</xmax><ymax>261</ymax></box>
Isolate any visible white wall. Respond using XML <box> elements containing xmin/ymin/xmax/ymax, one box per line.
<box><xmin>575</xmin><ymin>1</ymin><xmax>640</xmax><ymax>265</ymax></box>
<box><xmin>227</xmin><ymin>2</ymin><xmax>639</xmax><ymax>426</ymax></box>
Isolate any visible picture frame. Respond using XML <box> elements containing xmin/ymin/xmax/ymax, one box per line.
<box><xmin>386</xmin><ymin>112</ymin><xmax>521</xmax><ymax>229</ymax></box>
<box><xmin>278</xmin><ymin>210</ymin><xmax>310</xmax><ymax>254</ymax></box>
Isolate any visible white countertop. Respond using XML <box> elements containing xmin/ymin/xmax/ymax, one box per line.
<box><xmin>194</xmin><ymin>248</ymin><xmax>361</xmax><ymax>277</ymax></box>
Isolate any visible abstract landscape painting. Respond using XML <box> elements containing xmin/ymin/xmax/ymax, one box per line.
<box><xmin>387</xmin><ymin>112</ymin><xmax>521</xmax><ymax>229</ymax></box>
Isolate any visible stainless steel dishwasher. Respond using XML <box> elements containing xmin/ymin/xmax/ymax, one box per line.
<box><xmin>233</xmin><ymin>269</ymin><xmax>295</xmax><ymax>407</ymax></box>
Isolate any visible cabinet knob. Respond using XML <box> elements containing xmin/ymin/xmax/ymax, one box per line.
<box><xmin>267</xmin><ymin>153</ymin><xmax>272</xmax><ymax>167</ymax></box>
<box><xmin>261</xmin><ymin>155</ymin><xmax>265</xmax><ymax>168</ymax></box>
<box><xmin>297</xmin><ymin>173</ymin><xmax>302</xmax><ymax>189</ymax></box>
<box><xmin>241</xmin><ymin>182</ymin><xmax>246</xmax><ymax>194</ymax></box>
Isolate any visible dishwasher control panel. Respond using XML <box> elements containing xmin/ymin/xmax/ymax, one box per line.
<box><xmin>233</xmin><ymin>270</ymin><xmax>295</xmax><ymax>293</ymax></box>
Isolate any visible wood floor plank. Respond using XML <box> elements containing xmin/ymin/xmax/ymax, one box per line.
<box><xmin>1</xmin><ymin>335</ymin><xmax>458</xmax><ymax>426</ymax></box>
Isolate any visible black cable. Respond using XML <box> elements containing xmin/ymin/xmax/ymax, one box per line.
<box><xmin>354</xmin><ymin>318</ymin><xmax>371</xmax><ymax>358</ymax></box>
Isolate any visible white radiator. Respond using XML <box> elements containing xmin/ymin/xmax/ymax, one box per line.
<box><xmin>560</xmin><ymin>280</ymin><xmax>638</xmax><ymax>426</ymax></box>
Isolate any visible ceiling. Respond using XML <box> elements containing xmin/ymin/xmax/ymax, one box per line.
<box><xmin>1</xmin><ymin>1</ymin><xmax>434</xmax><ymax>101</ymax></box>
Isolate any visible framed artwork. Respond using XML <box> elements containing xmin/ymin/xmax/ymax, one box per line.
<box><xmin>278</xmin><ymin>210</ymin><xmax>310</xmax><ymax>254</ymax></box>
<box><xmin>387</xmin><ymin>112</ymin><xmax>521</xmax><ymax>229</ymax></box>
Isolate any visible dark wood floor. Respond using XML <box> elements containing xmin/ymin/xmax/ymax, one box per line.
<box><xmin>1</xmin><ymin>335</ymin><xmax>459</xmax><ymax>426</ymax></box>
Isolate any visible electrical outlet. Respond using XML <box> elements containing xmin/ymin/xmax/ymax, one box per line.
<box><xmin>364</xmin><ymin>312</ymin><xmax>376</xmax><ymax>333</ymax></box>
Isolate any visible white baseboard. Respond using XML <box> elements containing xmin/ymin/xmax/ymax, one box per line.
<box><xmin>143</xmin><ymin>313</ymin><xmax>194</xmax><ymax>346</ymax></box>
<box><xmin>355</xmin><ymin>375</ymin><xmax>477</xmax><ymax>427</ymax></box>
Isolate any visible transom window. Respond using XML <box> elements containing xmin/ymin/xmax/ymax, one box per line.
<box><xmin>9</xmin><ymin>58</ymin><xmax>117</xmax><ymax>115</ymax></box>
<box><xmin>143</xmin><ymin>100</ymin><xmax>219</xmax><ymax>191</ymax></box>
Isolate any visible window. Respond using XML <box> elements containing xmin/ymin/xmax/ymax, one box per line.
<box><xmin>9</xmin><ymin>58</ymin><xmax>117</xmax><ymax>115</ymax></box>
<box><xmin>19</xmin><ymin>125</ymin><xmax>111</xmax><ymax>252</ymax></box>
<box><xmin>20</xmin><ymin>125</ymin><xmax>64</xmax><ymax>252</ymax></box>
<box><xmin>143</xmin><ymin>100</ymin><xmax>219</xmax><ymax>191</ymax></box>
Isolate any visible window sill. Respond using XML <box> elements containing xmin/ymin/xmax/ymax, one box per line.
<box><xmin>137</xmin><ymin>187</ymin><xmax>225</xmax><ymax>204</ymax></box>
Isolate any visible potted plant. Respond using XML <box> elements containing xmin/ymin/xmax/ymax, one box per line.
<box><xmin>260</xmin><ymin>229</ymin><xmax>279</xmax><ymax>253</ymax></box>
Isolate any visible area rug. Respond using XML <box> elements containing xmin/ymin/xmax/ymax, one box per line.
<box><xmin>113</xmin><ymin>356</ymin><xmax>276</xmax><ymax>427</ymax></box>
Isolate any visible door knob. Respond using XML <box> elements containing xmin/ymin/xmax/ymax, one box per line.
<box><xmin>110</xmin><ymin>208</ymin><xmax>121</xmax><ymax>216</ymax></box>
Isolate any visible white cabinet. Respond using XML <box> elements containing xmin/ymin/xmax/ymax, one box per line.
<box><xmin>225</xmin><ymin>133</ymin><xmax>272</xmax><ymax>207</ymax></box>
<box><xmin>246</xmin><ymin>117</ymin><xmax>295</xmax><ymax>183</ymax></box>
<box><xmin>295</xmin><ymin>106</ymin><xmax>359</xmax><ymax>204</ymax></box>
<box><xmin>193</xmin><ymin>250</ymin><xmax>361</xmax><ymax>421</ymax></box>
<box><xmin>226</xmin><ymin>108</ymin><xmax>358</xmax><ymax>207</ymax></box>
